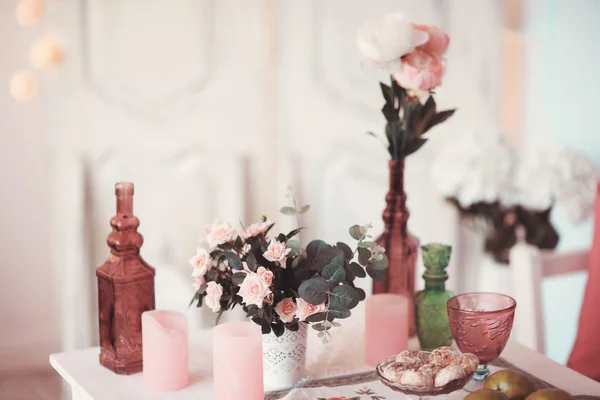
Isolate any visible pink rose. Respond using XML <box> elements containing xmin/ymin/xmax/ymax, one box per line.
<box><xmin>263</xmin><ymin>240</ymin><xmax>291</xmax><ymax>265</ymax></box>
<box><xmin>189</xmin><ymin>247</ymin><xmax>212</xmax><ymax>277</ymax></box>
<box><xmin>202</xmin><ymin>220</ymin><xmax>237</xmax><ymax>250</ymax></box>
<box><xmin>275</xmin><ymin>297</ymin><xmax>297</xmax><ymax>323</ymax></box>
<box><xmin>192</xmin><ymin>275</ymin><xmax>205</xmax><ymax>291</ymax></box>
<box><xmin>238</xmin><ymin>272</ymin><xmax>272</xmax><ymax>308</ymax></box>
<box><xmin>393</xmin><ymin>49</ymin><xmax>444</xmax><ymax>91</ymax></box>
<box><xmin>412</xmin><ymin>23</ymin><xmax>450</xmax><ymax>56</ymax></box>
<box><xmin>205</xmin><ymin>281</ymin><xmax>223</xmax><ymax>313</ymax></box>
<box><xmin>256</xmin><ymin>266</ymin><xmax>273</xmax><ymax>285</ymax></box>
<box><xmin>295</xmin><ymin>298</ymin><xmax>327</xmax><ymax>322</ymax></box>
<box><xmin>242</xmin><ymin>220</ymin><xmax>272</xmax><ymax>239</ymax></box>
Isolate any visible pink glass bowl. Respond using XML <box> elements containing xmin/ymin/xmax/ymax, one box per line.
<box><xmin>447</xmin><ymin>293</ymin><xmax>516</xmax><ymax>381</ymax></box>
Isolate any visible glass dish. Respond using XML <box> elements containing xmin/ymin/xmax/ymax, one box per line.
<box><xmin>376</xmin><ymin>352</ymin><xmax>475</xmax><ymax>398</ymax></box>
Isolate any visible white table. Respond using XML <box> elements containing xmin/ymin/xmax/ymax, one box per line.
<box><xmin>50</xmin><ymin>327</ymin><xmax>600</xmax><ymax>399</ymax></box>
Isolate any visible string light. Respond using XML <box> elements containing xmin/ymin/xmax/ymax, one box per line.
<box><xmin>30</xmin><ymin>36</ymin><xmax>64</xmax><ymax>69</ymax></box>
<box><xmin>9</xmin><ymin>71</ymin><xmax>38</xmax><ymax>102</ymax></box>
<box><xmin>15</xmin><ymin>0</ymin><xmax>44</xmax><ymax>27</ymax></box>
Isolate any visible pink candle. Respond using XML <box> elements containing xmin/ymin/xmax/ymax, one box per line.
<box><xmin>365</xmin><ymin>293</ymin><xmax>409</xmax><ymax>366</ymax></box>
<box><xmin>142</xmin><ymin>310</ymin><xmax>188</xmax><ymax>392</ymax></box>
<box><xmin>213</xmin><ymin>322</ymin><xmax>263</xmax><ymax>400</ymax></box>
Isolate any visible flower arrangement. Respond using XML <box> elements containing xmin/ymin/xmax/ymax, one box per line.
<box><xmin>357</xmin><ymin>13</ymin><xmax>455</xmax><ymax>159</ymax></box>
<box><xmin>431</xmin><ymin>134</ymin><xmax>599</xmax><ymax>263</ymax></box>
<box><xmin>189</xmin><ymin>198</ymin><xmax>388</xmax><ymax>340</ymax></box>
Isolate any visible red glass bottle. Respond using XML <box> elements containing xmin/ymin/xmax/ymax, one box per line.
<box><xmin>374</xmin><ymin>160</ymin><xmax>418</xmax><ymax>336</ymax></box>
<box><xmin>97</xmin><ymin>182</ymin><xmax>155</xmax><ymax>374</ymax></box>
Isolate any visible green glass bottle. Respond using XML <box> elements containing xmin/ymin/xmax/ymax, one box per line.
<box><xmin>415</xmin><ymin>243</ymin><xmax>453</xmax><ymax>351</ymax></box>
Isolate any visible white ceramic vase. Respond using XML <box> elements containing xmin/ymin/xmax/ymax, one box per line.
<box><xmin>476</xmin><ymin>255</ymin><xmax>513</xmax><ymax>297</ymax></box>
<box><xmin>262</xmin><ymin>323</ymin><xmax>307</xmax><ymax>389</ymax></box>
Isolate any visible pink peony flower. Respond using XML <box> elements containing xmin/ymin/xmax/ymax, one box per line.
<box><xmin>412</xmin><ymin>23</ymin><xmax>450</xmax><ymax>56</ymax></box>
<box><xmin>242</xmin><ymin>220</ymin><xmax>272</xmax><ymax>239</ymax></box>
<box><xmin>295</xmin><ymin>298</ymin><xmax>327</xmax><ymax>322</ymax></box>
<box><xmin>192</xmin><ymin>275</ymin><xmax>205</xmax><ymax>291</ymax></box>
<box><xmin>393</xmin><ymin>49</ymin><xmax>444</xmax><ymax>91</ymax></box>
<box><xmin>205</xmin><ymin>281</ymin><xmax>223</xmax><ymax>313</ymax></box>
<box><xmin>275</xmin><ymin>297</ymin><xmax>297</xmax><ymax>323</ymax></box>
<box><xmin>189</xmin><ymin>247</ymin><xmax>212</xmax><ymax>277</ymax></box>
<box><xmin>238</xmin><ymin>272</ymin><xmax>272</xmax><ymax>308</ymax></box>
<box><xmin>263</xmin><ymin>240</ymin><xmax>291</xmax><ymax>265</ymax></box>
<box><xmin>256</xmin><ymin>266</ymin><xmax>273</xmax><ymax>285</ymax></box>
<box><xmin>203</xmin><ymin>220</ymin><xmax>237</xmax><ymax>250</ymax></box>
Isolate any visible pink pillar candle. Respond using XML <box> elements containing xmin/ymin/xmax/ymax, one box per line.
<box><xmin>142</xmin><ymin>310</ymin><xmax>188</xmax><ymax>392</ymax></box>
<box><xmin>213</xmin><ymin>322</ymin><xmax>263</xmax><ymax>400</ymax></box>
<box><xmin>365</xmin><ymin>293</ymin><xmax>409</xmax><ymax>366</ymax></box>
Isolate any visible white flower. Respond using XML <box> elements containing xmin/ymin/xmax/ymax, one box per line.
<box><xmin>515</xmin><ymin>151</ymin><xmax>560</xmax><ymax>211</ymax></box>
<box><xmin>256</xmin><ymin>266</ymin><xmax>273</xmax><ymax>285</ymax></box>
<box><xmin>275</xmin><ymin>298</ymin><xmax>297</xmax><ymax>323</ymax></box>
<box><xmin>263</xmin><ymin>240</ymin><xmax>291</xmax><ymax>265</ymax></box>
<box><xmin>202</xmin><ymin>220</ymin><xmax>237</xmax><ymax>250</ymax></box>
<box><xmin>189</xmin><ymin>248</ymin><xmax>212</xmax><ymax>277</ymax></box>
<box><xmin>238</xmin><ymin>272</ymin><xmax>272</xmax><ymax>308</ymax></box>
<box><xmin>295</xmin><ymin>298</ymin><xmax>327</xmax><ymax>322</ymax></box>
<box><xmin>356</xmin><ymin>13</ymin><xmax>429</xmax><ymax>73</ymax></box>
<box><xmin>431</xmin><ymin>134</ymin><xmax>517</xmax><ymax>207</ymax></box>
<box><xmin>205</xmin><ymin>282</ymin><xmax>223</xmax><ymax>313</ymax></box>
<box><xmin>242</xmin><ymin>220</ymin><xmax>272</xmax><ymax>239</ymax></box>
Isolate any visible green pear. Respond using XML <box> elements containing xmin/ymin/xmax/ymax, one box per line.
<box><xmin>524</xmin><ymin>389</ymin><xmax>573</xmax><ymax>400</ymax></box>
<box><xmin>466</xmin><ymin>389</ymin><xmax>510</xmax><ymax>400</ymax></box>
<box><xmin>483</xmin><ymin>370</ymin><xmax>536</xmax><ymax>400</ymax></box>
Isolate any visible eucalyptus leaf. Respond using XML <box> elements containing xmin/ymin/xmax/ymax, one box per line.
<box><xmin>322</xmin><ymin>263</ymin><xmax>345</xmax><ymax>283</ymax></box>
<box><xmin>349</xmin><ymin>225</ymin><xmax>363</xmax><ymax>240</ymax></box>
<box><xmin>331</xmin><ymin>321</ymin><xmax>341</xmax><ymax>327</ymax></box>
<box><xmin>286</xmin><ymin>239</ymin><xmax>300</xmax><ymax>252</ymax></box>
<box><xmin>306</xmin><ymin>240</ymin><xmax>329</xmax><ymax>261</ymax></box>
<box><xmin>311</xmin><ymin>247</ymin><xmax>345</xmax><ymax>272</ymax></box>
<box><xmin>312</xmin><ymin>322</ymin><xmax>331</xmax><ymax>332</ymax></box>
<box><xmin>304</xmin><ymin>312</ymin><xmax>327</xmax><ymax>323</ymax></box>
<box><xmin>280</xmin><ymin>206</ymin><xmax>297</xmax><ymax>216</ymax></box>
<box><xmin>298</xmin><ymin>277</ymin><xmax>329</xmax><ymax>305</ymax></box>
<box><xmin>330</xmin><ymin>285</ymin><xmax>360</xmax><ymax>310</ymax></box>
<box><xmin>356</xmin><ymin>287</ymin><xmax>366</xmax><ymax>301</ymax></box>
<box><xmin>298</xmin><ymin>205</ymin><xmax>310</xmax><ymax>214</ymax></box>
<box><xmin>348</xmin><ymin>262</ymin><xmax>366</xmax><ymax>278</ymax></box>
<box><xmin>336</xmin><ymin>242</ymin><xmax>354</xmax><ymax>260</ymax></box>
<box><xmin>329</xmin><ymin>305</ymin><xmax>351</xmax><ymax>319</ymax></box>
<box><xmin>357</xmin><ymin>241</ymin><xmax>376</xmax><ymax>248</ymax></box>
<box><xmin>366</xmin><ymin>265</ymin><xmax>386</xmax><ymax>281</ymax></box>
<box><xmin>357</xmin><ymin>247</ymin><xmax>371</xmax><ymax>266</ymax></box>
<box><xmin>225</xmin><ymin>251</ymin><xmax>243</xmax><ymax>270</ymax></box>
<box><xmin>231</xmin><ymin>272</ymin><xmax>247</xmax><ymax>285</ymax></box>
<box><xmin>369</xmin><ymin>254</ymin><xmax>389</xmax><ymax>270</ymax></box>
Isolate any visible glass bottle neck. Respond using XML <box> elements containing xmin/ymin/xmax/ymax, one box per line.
<box><xmin>424</xmin><ymin>276</ymin><xmax>446</xmax><ymax>291</ymax></box>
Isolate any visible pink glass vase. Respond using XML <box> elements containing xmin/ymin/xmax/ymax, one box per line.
<box><xmin>447</xmin><ymin>293</ymin><xmax>516</xmax><ymax>381</ymax></box>
<box><xmin>97</xmin><ymin>182</ymin><xmax>155</xmax><ymax>374</ymax></box>
<box><xmin>374</xmin><ymin>160</ymin><xmax>419</xmax><ymax>336</ymax></box>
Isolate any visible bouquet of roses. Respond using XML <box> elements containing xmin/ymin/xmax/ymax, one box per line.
<box><xmin>189</xmin><ymin>205</ymin><xmax>388</xmax><ymax>340</ymax></box>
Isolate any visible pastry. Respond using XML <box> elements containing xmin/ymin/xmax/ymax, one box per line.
<box><xmin>400</xmin><ymin>369</ymin><xmax>434</xmax><ymax>387</ymax></box>
<box><xmin>428</xmin><ymin>346</ymin><xmax>458</xmax><ymax>367</ymax></box>
<box><xmin>396</xmin><ymin>350</ymin><xmax>429</xmax><ymax>369</ymax></box>
<box><xmin>434</xmin><ymin>365</ymin><xmax>467</xmax><ymax>387</ymax></box>
<box><xmin>382</xmin><ymin>361</ymin><xmax>407</xmax><ymax>382</ymax></box>
<box><xmin>451</xmin><ymin>353</ymin><xmax>479</xmax><ymax>374</ymax></box>
<box><xmin>418</xmin><ymin>362</ymin><xmax>442</xmax><ymax>376</ymax></box>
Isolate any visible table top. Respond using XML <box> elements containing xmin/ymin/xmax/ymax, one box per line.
<box><xmin>50</xmin><ymin>322</ymin><xmax>600</xmax><ymax>400</ymax></box>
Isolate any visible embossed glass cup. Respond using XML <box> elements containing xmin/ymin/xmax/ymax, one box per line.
<box><xmin>447</xmin><ymin>293</ymin><xmax>516</xmax><ymax>381</ymax></box>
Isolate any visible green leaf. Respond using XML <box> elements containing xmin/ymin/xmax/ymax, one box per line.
<box><xmin>329</xmin><ymin>305</ymin><xmax>351</xmax><ymax>319</ymax></box>
<box><xmin>330</xmin><ymin>285</ymin><xmax>360</xmax><ymax>310</ymax></box>
<box><xmin>312</xmin><ymin>247</ymin><xmax>345</xmax><ymax>272</ymax></box>
<box><xmin>357</xmin><ymin>241</ymin><xmax>376</xmax><ymax>248</ymax></box>
<box><xmin>279</xmin><ymin>206</ymin><xmax>297</xmax><ymax>216</ymax></box>
<box><xmin>234</xmin><ymin>235</ymin><xmax>243</xmax><ymax>248</ymax></box>
<box><xmin>304</xmin><ymin>312</ymin><xmax>327</xmax><ymax>323</ymax></box>
<box><xmin>312</xmin><ymin>322</ymin><xmax>331</xmax><ymax>332</ymax></box>
<box><xmin>356</xmin><ymin>287</ymin><xmax>366</xmax><ymax>301</ymax></box>
<box><xmin>404</xmin><ymin>138</ymin><xmax>428</xmax><ymax>157</ymax></box>
<box><xmin>298</xmin><ymin>277</ymin><xmax>329</xmax><ymax>305</ymax></box>
<box><xmin>188</xmin><ymin>292</ymin><xmax>199</xmax><ymax>308</ymax></box>
<box><xmin>349</xmin><ymin>225</ymin><xmax>363</xmax><ymax>240</ymax></box>
<box><xmin>322</xmin><ymin>263</ymin><xmax>346</xmax><ymax>283</ymax></box>
<box><xmin>231</xmin><ymin>272</ymin><xmax>247</xmax><ymax>285</ymax></box>
<box><xmin>359</xmin><ymin>225</ymin><xmax>369</xmax><ymax>236</ymax></box>
<box><xmin>331</xmin><ymin>321</ymin><xmax>341</xmax><ymax>327</ymax></box>
<box><xmin>367</xmin><ymin>265</ymin><xmax>386</xmax><ymax>281</ymax></box>
<box><xmin>246</xmin><ymin>252</ymin><xmax>257</xmax><ymax>271</ymax></box>
<box><xmin>261</xmin><ymin>321</ymin><xmax>272</xmax><ymax>335</ymax></box>
<box><xmin>423</xmin><ymin>109</ymin><xmax>456</xmax><ymax>134</ymax></box>
<box><xmin>369</xmin><ymin>254</ymin><xmax>389</xmax><ymax>270</ymax></box>
<box><xmin>348</xmin><ymin>262</ymin><xmax>366</xmax><ymax>278</ymax></box>
<box><xmin>306</xmin><ymin>240</ymin><xmax>329</xmax><ymax>261</ymax></box>
<box><xmin>225</xmin><ymin>251</ymin><xmax>243</xmax><ymax>270</ymax></box>
<box><xmin>286</xmin><ymin>228</ymin><xmax>303</xmax><ymax>240</ymax></box>
<box><xmin>336</xmin><ymin>242</ymin><xmax>354</xmax><ymax>260</ymax></box>
<box><xmin>285</xmin><ymin>239</ymin><xmax>300</xmax><ymax>257</ymax></box>
<box><xmin>357</xmin><ymin>247</ymin><xmax>371</xmax><ymax>266</ymax></box>
<box><xmin>298</xmin><ymin>205</ymin><xmax>310</xmax><ymax>214</ymax></box>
